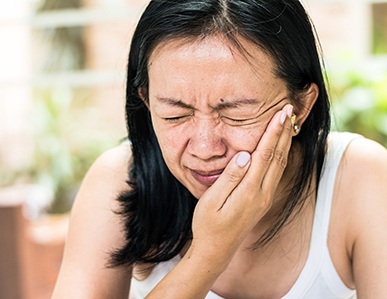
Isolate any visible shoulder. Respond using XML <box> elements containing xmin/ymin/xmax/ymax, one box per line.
<box><xmin>52</xmin><ymin>144</ymin><xmax>133</xmax><ymax>298</ymax></box>
<box><xmin>345</xmin><ymin>133</ymin><xmax>387</xmax><ymax>162</ymax></box>
<box><xmin>70</xmin><ymin>142</ymin><xmax>132</xmax><ymax>235</ymax></box>
<box><xmin>337</xmin><ymin>136</ymin><xmax>387</xmax><ymax>295</ymax></box>
<box><xmin>87</xmin><ymin>142</ymin><xmax>132</xmax><ymax>183</ymax></box>
<box><xmin>336</xmin><ymin>133</ymin><xmax>387</xmax><ymax>202</ymax></box>
<box><xmin>327</xmin><ymin>132</ymin><xmax>387</xmax><ymax>178</ymax></box>
<box><xmin>330</xmin><ymin>133</ymin><xmax>387</xmax><ymax>226</ymax></box>
<box><xmin>70</xmin><ymin>142</ymin><xmax>133</xmax><ymax>242</ymax></box>
<box><xmin>327</xmin><ymin>133</ymin><xmax>387</xmax><ymax>199</ymax></box>
<box><xmin>338</xmin><ymin>135</ymin><xmax>387</xmax><ymax>221</ymax></box>
<box><xmin>342</xmin><ymin>135</ymin><xmax>387</xmax><ymax>220</ymax></box>
<box><xmin>73</xmin><ymin>143</ymin><xmax>132</xmax><ymax>208</ymax></box>
<box><xmin>70</xmin><ymin>142</ymin><xmax>133</xmax><ymax>247</ymax></box>
<box><xmin>329</xmin><ymin>133</ymin><xmax>387</xmax><ymax>238</ymax></box>
<box><xmin>340</xmin><ymin>135</ymin><xmax>387</xmax><ymax>188</ymax></box>
<box><xmin>341</xmin><ymin>139</ymin><xmax>387</xmax><ymax>298</ymax></box>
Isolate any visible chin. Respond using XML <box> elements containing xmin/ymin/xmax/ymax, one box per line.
<box><xmin>187</xmin><ymin>185</ymin><xmax>208</xmax><ymax>200</ymax></box>
<box><xmin>174</xmin><ymin>173</ymin><xmax>209</xmax><ymax>199</ymax></box>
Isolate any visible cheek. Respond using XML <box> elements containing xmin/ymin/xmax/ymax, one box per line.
<box><xmin>227</xmin><ymin>126</ymin><xmax>265</xmax><ymax>153</ymax></box>
<box><xmin>153</xmin><ymin>125</ymin><xmax>187</xmax><ymax>163</ymax></box>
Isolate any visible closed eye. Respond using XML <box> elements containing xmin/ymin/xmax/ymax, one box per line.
<box><xmin>225</xmin><ymin>117</ymin><xmax>250</xmax><ymax>123</ymax></box>
<box><xmin>222</xmin><ymin>115</ymin><xmax>258</xmax><ymax>126</ymax></box>
<box><xmin>163</xmin><ymin>114</ymin><xmax>192</xmax><ymax>123</ymax></box>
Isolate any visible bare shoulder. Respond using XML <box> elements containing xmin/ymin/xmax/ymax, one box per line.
<box><xmin>342</xmin><ymin>136</ymin><xmax>387</xmax><ymax>192</ymax></box>
<box><xmin>52</xmin><ymin>144</ymin><xmax>133</xmax><ymax>299</ymax></box>
<box><xmin>88</xmin><ymin>142</ymin><xmax>132</xmax><ymax>183</ymax></box>
<box><xmin>337</xmin><ymin>136</ymin><xmax>387</xmax><ymax>296</ymax></box>
<box><xmin>339</xmin><ymin>135</ymin><xmax>387</xmax><ymax>201</ymax></box>
<box><xmin>72</xmin><ymin>143</ymin><xmax>132</xmax><ymax>218</ymax></box>
<box><xmin>345</xmin><ymin>136</ymin><xmax>387</xmax><ymax>166</ymax></box>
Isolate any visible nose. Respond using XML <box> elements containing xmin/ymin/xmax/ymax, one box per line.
<box><xmin>187</xmin><ymin>118</ymin><xmax>227</xmax><ymax>161</ymax></box>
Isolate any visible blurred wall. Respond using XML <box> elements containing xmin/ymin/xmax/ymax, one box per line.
<box><xmin>0</xmin><ymin>3</ymin><xmax>33</xmax><ymax>173</ymax></box>
<box><xmin>0</xmin><ymin>0</ymin><xmax>386</xmax><ymax>190</ymax></box>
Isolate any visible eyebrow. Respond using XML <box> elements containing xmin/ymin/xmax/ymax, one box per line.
<box><xmin>156</xmin><ymin>96</ymin><xmax>259</xmax><ymax>110</ymax></box>
<box><xmin>156</xmin><ymin>97</ymin><xmax>194</xmax><ymax>109</ymax></box>
<box><xmin>214</xmin><ymin>98</ymin><xmax>259</xmax><ymax>110</ymax></box>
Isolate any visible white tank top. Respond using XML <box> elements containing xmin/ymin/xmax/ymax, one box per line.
<box><xmin>130</xmin><ymin>132</ymin><xmax>360</xmax><ymax>299</ymax></box>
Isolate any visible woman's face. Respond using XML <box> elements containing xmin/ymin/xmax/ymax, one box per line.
<box><xmin>146</xmin><ymin>35</ymin><xmax>291</xmax><ymax>199</ymax></box>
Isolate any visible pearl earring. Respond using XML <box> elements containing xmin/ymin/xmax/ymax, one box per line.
<box><xmin>291</xmin><ymin>115</ymin><xmax>300</xmax><ymax>134</ymax></box>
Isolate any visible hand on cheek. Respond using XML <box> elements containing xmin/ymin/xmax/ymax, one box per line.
<box><xmin>191</xmin><ymin>104</ymin><xmax>294</xmax><ymax>260</ymax></box>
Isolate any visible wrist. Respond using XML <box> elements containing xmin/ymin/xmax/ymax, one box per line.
<box><xmin>184</xmin><ymin>239</ymin><xmax>237</xmax><ymax>275</ymax></box>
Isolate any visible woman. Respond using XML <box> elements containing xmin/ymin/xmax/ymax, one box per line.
<box><xmin>52</xmin><ymin>1</ymin><xmax>387</xmax><ymax>298</ymax></box>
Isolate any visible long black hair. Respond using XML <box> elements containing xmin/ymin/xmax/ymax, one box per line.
<box><xmin>109</xmin><ymin>0</ymin><xmax>330</xmax><ymax>268</ymax></box>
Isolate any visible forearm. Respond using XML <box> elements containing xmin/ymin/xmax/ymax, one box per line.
<box><xmin>145</xmin><ymin>244</ymin><xmax>232</xmax><ymax>299</ymax></box>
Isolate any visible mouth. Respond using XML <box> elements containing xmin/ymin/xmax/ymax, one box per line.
<box><xmin>190</xmin><ymin>169</ymin><xmax>224</xmax><ymax>187</ymax></box>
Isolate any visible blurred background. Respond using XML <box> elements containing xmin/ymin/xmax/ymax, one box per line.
<box><xmin>0</xmin><ymin>0</ymin><xmax>386</xmax><ymax>298</ymax></box>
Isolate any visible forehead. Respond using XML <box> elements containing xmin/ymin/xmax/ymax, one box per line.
<box><xmin>145</xmin><ymin>34</ymin><xmax>287</xmax><ymax>105</ymax></box>
<box><xmin>148</xmin><ymin>34</ymin><xmax>277</xmax><ymax>77</ymax></box>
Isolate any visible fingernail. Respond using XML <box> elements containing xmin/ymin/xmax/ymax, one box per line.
<box><xmin>286</xmin><ymin>105</ymin><xmax>294</xmax><ymax>118</ymax></box>
<box><xmin>280</xmin><ymin>111</ymin><xmax>287</xmax><ymax>125</ymax></box>
<box><xmin>236</xmin><ymin>152</ymin><xmax>250</xmax><ymax>167</ymax></box>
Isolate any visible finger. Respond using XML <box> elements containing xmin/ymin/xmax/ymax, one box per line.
<box><xmin>242</xmin><ymin>105</ymin><xmax>290</xmax><ymax>187</ymax></box>
<box><xmin>201</xmin><ymin>151</ymin><xmax>251</xmax><ymax>209</ymax></box>
<box><xmin>262</xmin><ymin>104</ymin><xmax>293</xmax><ymax>191</ymax></box>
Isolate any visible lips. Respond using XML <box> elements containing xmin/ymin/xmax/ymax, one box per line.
<box><xmin>190</xmin><ymin>169</ymin><xmax>224</xmax><ymax>187</ymax></box>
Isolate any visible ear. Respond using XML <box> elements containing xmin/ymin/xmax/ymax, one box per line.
<box><xmin>292</xmin><ymin>83</ymin><xmax>318</xmax><ymax>135</ymax></box>
<box><xmin>138</xmin><ymin>87</ymin><xmax>150</xmax><ymax>110</ymax></box>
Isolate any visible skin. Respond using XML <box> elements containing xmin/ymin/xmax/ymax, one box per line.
<box><xmin>145</xmin><ymin>36</ymin><xmax>296</xmax><ymax>200</ymax></box>
<box><xmin>52</xmin><ymin>35</ymin><xmax>387</xmax><ymax>299</ymax></box>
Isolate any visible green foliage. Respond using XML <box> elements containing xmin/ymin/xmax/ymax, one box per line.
<box><xmin>372</xmin><ymin>3</ymin><xmax>387</xmax><ymax>55</ymax></box>
<box><xmin>330</xmin><ymin>66</ymin><xmax>387</xmax><ymax>148</ymax></box>
<box><xmin>27</xmin><ymin>88</ymin><xmax>116</xmax><ymax>213</ymax></box>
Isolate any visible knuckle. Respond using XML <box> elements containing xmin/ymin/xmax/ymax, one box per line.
<box><xmin>258</xmin><ymin>194</ymin><xmax>274</xmax><ymax>212</ymax></box>
<box><xmin>226</xmin><ymin>168</ymin><xmax>243</xmax><ymax>183</ymax></box>
<box><xmin>261</xmin><ymin>198</ymin><xmax>273</xmax><ymax>213</ymax></box>
<box><xmin>274</xmin><ymin>149</ymin><xmax>288</xmax><ymax>170</ymax></box>
<box><xmin>260</xmin><ymin>148</ymin><xmax>274</xmax><ymax>163</ymax></box>
<box><xmin>251</xmin><ymin>194</ymin><xmax>273</xmax><ymax>216</ymax></box>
